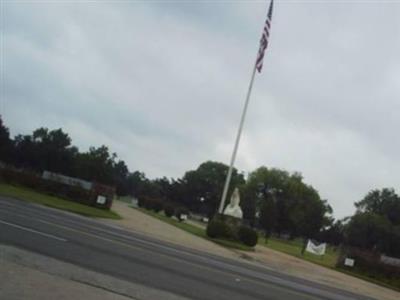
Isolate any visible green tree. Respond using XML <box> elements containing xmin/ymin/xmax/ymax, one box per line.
<box><xmin>355</xmin><ymin>188</ymin><xmax>400</xmax><ymax>225</ymax></box>
<box><xmin>243</xmin><ymin>166</ymin><xmax>331</xmax><ymax>245</ymax></box>
<box><xmin>345</xmin><ymin>212</ymin><xmax>391</xmax><ymax>252</ymax></box>
<box><xmin>127</xmin><ymin>171</ymin><xmax>147</xmax><ymax>197</ymax></box>
<box><xmin>318</xmin><ymin>219</ymin><xmax>344</xmax><ymax>246</ymax></box>
<box><xmin>74</xmin><ymin>145</ymin><xmax>115</xmax><ymax>183</ymax></box>
<box><xmin>153</xmin><ymin>177</ymin><xmax>171</xmax><ymax>200</ymax></box>
<box><xmin>0</xmin><ymin>116</ymin><xmax>14</xmax><ymax>163</ymax></box>
<box><xmin>34</xmin><ymin>128</ymin><xmax>75</xmax><ymax>174</ymax></box>
<box><xmin>2</xmin><ymin>119</ymin><xmax>135</xmax><ymax>196</ymax></box>
<box><xmin>13</xmin><ymin>127</ymin><xmax>76</xmax><ymax>174</ymax></box>
<box><xmin>127</xmin><ymin>171</ymin><xmax>160</xmax><ymax>199</ymax></box>
<box><xmin>259</xmin><ymin>196</ymin><xmax>276</xmax><ymax>239</ymax></box>
<box><xmin>113</xmin><ymin>160</ymin><xmax>129</xmax><ymax>196</ymax></box>
<box><xmin>345</xmin><ymin>188</ymin><xmax>400</xmax><ymax>257</ymax></box>
<box><xmin>13</xmin><ymin>134</ymin><xmax>37</xmax><ymax>169</ymax></box>
<box><xmin>241</xmin><ymin>167</ymin><xmax>290</xmax><ymax>229</ymax></box>
<box><xmin>181</xmin><ymin>161</ymin><xmax>245</xmax><ymax>216</ymax></box>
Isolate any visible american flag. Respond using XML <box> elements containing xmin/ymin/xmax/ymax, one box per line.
<box><xmin>256</xmin><ymin>0</ymin><xmax>274</xmax><ymax>73</ymax></box>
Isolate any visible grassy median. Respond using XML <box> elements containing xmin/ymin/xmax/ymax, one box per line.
<box><xmin>134</xmin><ymin>206</ymin><xmax>254</xmax><ymax>251</ymax></box>
<box><xmin>258</xmin><ymin>236</ymin><xmax>400</xmax><ymax>291</ymax></box>
<box><xmin>0</xmin><ymin>183</ymin><xmax>121</xmax><ymax>219</ymax></box>
<box><xmin>259</xmin><ymin>236</ymin><xmax>338</xmax><ymax>268</ymax></box>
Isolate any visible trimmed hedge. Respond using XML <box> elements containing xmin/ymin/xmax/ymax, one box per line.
<box><xmin>152</xmin><ymin>198</ymin><xmax>164</xmax><ymax>213</ymax></box>
<box><xmin>139</xmin><ymin>198</ymin><xmax>188</xmax><ymax>221</ymax></box>
<box><xmin>206</xmin><ymin>218</ymin><xmax>233</xmax><ymax>239</ymax></box>
<box><xmin>139</xmin><ymin>196</ymin><xmax>165</xmax><ymax>213</ymax></box>
<box><xmin>0</xmin><ymin>168</ymin><xmax>93</xmax><ymax>206</ymax></box>
<box><xmin>175</xmin><ymin>207</ymin><xmax>189</xmax><ymax>222</ymax></box>
<box><xmin>206</xmin><ymin>217</ymin><xmax>258</xmax><ymax>248</ymax></box>
<box><xmin>238</xmin><ymin>225</ymin><xmax>258</xmax><ymax>247</ymax></box>
<box><xmin>164</xmin><ymin>203</ymin><xmax>175</xmax><ymax>217</ymax></box>
<box><xmin>338</xmin><ymin>247</ymin><xmax>400</xmax><ymax>288</ymax></box>
<box><xmin>137</xmin><ymin>197</ymin><xmax>146</xmax><ymax>208</ymax></box>
<box><xmin>142</xmin><ymin>197</ymin><xmax>155</xmax><ymax>210</ymax></box>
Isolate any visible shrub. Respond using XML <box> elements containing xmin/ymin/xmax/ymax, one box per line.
<box><xmin>164</xmin><ymin>204</ymin><xmax>175</xmax><ymax>217</ymax></box>
<box><xmin>143</xmin><ymin>197</ymin><xmax>154</xmax><ymax>210</ymax></box>
<box><xmin>152</xmin><ymin>198</ymin><xmax>164</xmax><ymax>213</ymax></box>
<box><xmin>338</xmin><ymin>247</ymin><xmax>400</xmax><ymax>284</ymax></box>
<box><xmin>238</xmin><ymin>225</ymin><xmax>258</xmax><ymax>247</ymax></box>
<box><xmin>206</xmin><ymin>218</ymin><xmax>233</xmax><ymax>239</ymax></box>
<box><xmin>175</xmin><ymin>207</ymin><xmax>189</xmax><ymax>222</ymax></box>
<box><xmin>1</xmin><ymin>168</ymin><xmax>40</xmax><ymax>188</ymax></box>
<box><xmin>0</xmin><ymin>168</ymin><xmax>93</xmax><ymax>206</ymax></box>
<box><xmin>137</xmin><ymin>197</ymin><xmax>146</xmax><ymax>208</ymax></box>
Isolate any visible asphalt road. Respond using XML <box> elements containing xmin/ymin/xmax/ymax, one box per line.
<box><xmin>0</xmin><ymin>196</ymin><xmax>374</xmax><ymax>300</ymax></box>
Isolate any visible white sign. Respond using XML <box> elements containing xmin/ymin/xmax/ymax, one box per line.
<box><xmin>131</xmin><ymin>198</ymin><xmax>138</xmax><ymax>207</ymax></box>
<box><xmin>180</xmin><ymin>214</ymin><xmax>188</xmax><ymax>221</ymax></box>
<box><xmin>380</xmin><ymin>255</ymin><xmax>400</xmax><ymax>267</ymax></box>
<box><xmin>344</xmin><ymin>258</ymin><xmax>355</xmax><ymax>267</ymax></box>
<box><xmin>305</xmin><ymin>240</ymin><xmax>326</xmax><ymax>256</ymax></box>
<box><xmin>96</xmin><ymin>195</ymin><xmax>106</xmax><ymax>205</ymax></box>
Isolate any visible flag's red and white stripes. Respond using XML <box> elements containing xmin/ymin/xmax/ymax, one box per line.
<box><xmin>256</xmin><ymin>0</ymin><xmax>274</xmax><ymax>73</ymax></box>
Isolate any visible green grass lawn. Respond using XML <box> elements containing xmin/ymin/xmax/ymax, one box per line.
<box><xmin>134</xmin><ymin>206</ymin><xmax>254</xmax><ymax>251</ymax></box>
<box><xmin>336</xmin><ymin>267</ymin><xmax>400</xmax><ymax>292</ymax></box>
<box><xmin>258</xmin><ymin>236</ymin><xmax>338</xmax><ymax>268</ymax></box>
<box><xmin>259</xmin><ymin>236</ymin><xmax>400</xmax><ymax>291</ymax></box>
<box><xmin>0</xmin><ymin>183</ymin><xmax>121</xmax><ymax>219</ymax></box>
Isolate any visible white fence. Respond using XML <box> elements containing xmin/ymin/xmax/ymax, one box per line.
<box><xmin>380</xmin><ymin>254</ymin><xmax>400</xmax><ymax>267</ymax></box>
<box><xmin>42</xmin><ymin>171</ymin><xmax>92</xmax><ymax>190</ymax></box>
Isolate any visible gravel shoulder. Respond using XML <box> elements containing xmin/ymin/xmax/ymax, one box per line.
<box><xmin>108</xmin><ymin>201</ymin><xmax>400</xmax><ymax>300</ymax></box>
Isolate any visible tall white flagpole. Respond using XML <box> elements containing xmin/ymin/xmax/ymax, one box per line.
<box><xmin>218</xmin><ymin>60</ymin><xmax>258</xmax><ymax>214</ymax></box>
<box><xmin>218</xmin><ymin>0</ymin><xmax>273</xmax><ymax>214</ymax></box>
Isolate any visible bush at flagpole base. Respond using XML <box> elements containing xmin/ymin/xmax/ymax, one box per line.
<box><xmin>206</xmin><ymin>214</ymin><xmax>258</xmax><ymax>247</ymax></box>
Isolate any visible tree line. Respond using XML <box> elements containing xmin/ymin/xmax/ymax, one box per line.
<box><xmin>1</xmin><ymin>116</ymin><xmax>399</xmax><ymax>256</ymax></box>
<box><xmin>0</xmin><ymin>119</ymin><xmax>130</xmax><ymax>195</ymax></box>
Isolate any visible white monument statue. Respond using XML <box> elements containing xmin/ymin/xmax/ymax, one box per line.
<box><xmin>223</xmin><ymin>187</ymin><xmax>243</xmax><ymax>219</ymax></box>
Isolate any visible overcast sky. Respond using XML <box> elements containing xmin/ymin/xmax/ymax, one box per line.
<box><xmin>1</xmin><ymin>0</ymin><xmax>399</xmax><ymax>218</ymax></box>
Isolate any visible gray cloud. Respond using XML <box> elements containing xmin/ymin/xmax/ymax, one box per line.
<box><xmin>2</xmin><ymin>1</ymin><xmax>399</xmax><ymax>218</ymax></box>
